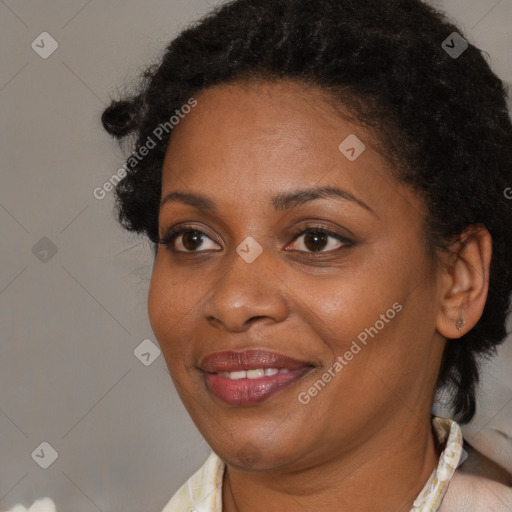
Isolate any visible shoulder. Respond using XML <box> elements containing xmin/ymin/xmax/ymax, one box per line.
<box><xmin>439</xmin><ymin>471</ymin><xmax>512</xmax><ymax>512</ymax></box>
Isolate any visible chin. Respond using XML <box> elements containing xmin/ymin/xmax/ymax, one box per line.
<box><xmin>202</xmin><ymin>427</ymin><xmax>306</xmax><ymax>471</ymax></box>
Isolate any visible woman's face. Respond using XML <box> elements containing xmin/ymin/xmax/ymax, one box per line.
<box><xmin>148</xmin><ymin>80</ymin><xmax>447</xmax><ymax>471</ymax></box>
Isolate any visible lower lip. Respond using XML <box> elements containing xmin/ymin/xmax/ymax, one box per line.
<box><xmin>204</xmin><ymin>368</ymin><xmax>313</xmax><ymax>406</ymax></box>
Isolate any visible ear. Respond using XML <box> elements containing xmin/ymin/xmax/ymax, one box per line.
<box><xmin>436</xmin><ymin>225</ymin><xmax>492</xmax><ymax>339</ymax></box>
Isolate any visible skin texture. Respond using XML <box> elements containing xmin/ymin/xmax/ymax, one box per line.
<box><xmin>147</xmin><ymin>80</ymin><xmax>493</xmax><ymax>511</ymax></box>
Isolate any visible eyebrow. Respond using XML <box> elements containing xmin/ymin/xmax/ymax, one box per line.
<box><xmin>160</xmin><ymin>186</ymin><xmax>374</xmax><ymax>214</ymax></box>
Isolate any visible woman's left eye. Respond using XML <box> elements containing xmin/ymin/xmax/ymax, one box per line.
<box><xmin>287</xmin><ymin>227</ymin><xmax>352</xmax><ymax>253</ymax></box>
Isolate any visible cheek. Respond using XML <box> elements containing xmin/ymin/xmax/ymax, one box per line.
<box><xmin>296</xmin><ymin>257</ymin><xmax>406</xmax><ymax>340</ymax></box>
<box><xmin>148</xmin><ymin>252</ymin><xmax>211</xmax><ymax>321</ymax></box>
<box><xmin>299</xmin><ymin>250</ymin><xmax>437</xmax><ymax>385</ymax></box>
<box><xmin>147</xmin><ymin>257</ymin><xmax>200</xmax><ymax>366</ymax></box>
<box><xmin>147</xmin><ymin>260</ymin><xmax>171</xmax><ymax>340</ymax></box>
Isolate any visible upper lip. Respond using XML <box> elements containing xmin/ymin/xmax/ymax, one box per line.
<box><xmin>200</xmin><ymin>349</ymin><xmax>314</xmax><ymax>373</ymax></box>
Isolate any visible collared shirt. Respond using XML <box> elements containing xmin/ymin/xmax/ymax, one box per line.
<box><xmin>162</xmin><ymin>416</ymin><xmax>464</xmax><ymax>512</ymax></box>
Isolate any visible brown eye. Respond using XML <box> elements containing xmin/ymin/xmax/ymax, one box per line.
<box><xmin>181</xmin><ymin>230</ymin><xmax>205</xmax><ymax>251</ymax></box>
<box><xmin>159</xmin><ymin>227</ymin><xmax>220</xmax><ymax>252</ymax></box>
<box><xmin>303</xmin><ymin>230</ymin><xmax>329</xmax><ymax>252</ymax></box>
<box><xmin>288</xmin><ymin>227</ymin><xmax>350</xmax><ymax>253</ymax></box>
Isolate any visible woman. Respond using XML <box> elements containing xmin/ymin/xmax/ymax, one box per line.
<box><xmin>101</xmin><ymin>0</ymin><xmax>512</xmax><ymax>510</ymax></box>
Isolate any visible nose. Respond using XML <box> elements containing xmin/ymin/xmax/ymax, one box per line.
<box><xmin>201</xmin><ymin>248</ymin><xmax>289</xmax><ymax>332</ymax></box>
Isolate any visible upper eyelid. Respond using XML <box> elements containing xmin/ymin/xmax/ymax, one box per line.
<box><xmin>161</xmin><ymin>224</ymin><xmax>351</xmax><ymax>250</ymax></box>
<box><xmin>158</xmin><ymin>208</ymin><xmax>358</xmax><ymax>239</ymax></box>
<box><xmin>159</xmin><ymin>215</ymin><xmax>355</xmax><ymax>237</ymax></box>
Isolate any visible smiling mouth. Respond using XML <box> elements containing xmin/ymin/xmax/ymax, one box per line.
<box><xmin>199</xmin><ymin>349</ymin><xmax>315</xmax><ymax>406</ymax></box>
<box><xmin>203</xmin><ymin>366</ymin><xmax>314</xmax><ymax>406</ymax></box>
<box><xmin>216</xmin><ymin>368</ymin><xmax>295</xmax><ymax>379</ymax></box>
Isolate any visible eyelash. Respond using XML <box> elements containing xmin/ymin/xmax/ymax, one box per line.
<box><xmin>158</xmin><ymin>224</ymin><xmax>353</xmax><ymax>255</ymax></box>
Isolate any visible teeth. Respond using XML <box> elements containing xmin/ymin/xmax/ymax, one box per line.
<box><xmin>228</xmin><ymin>370</ymin><xmax>246</xmax><ymax>380</ymax></box>
<box><xmin>247</xmin><ymin>369</ymin><xmax>265</xmax><ymax>379</ymax></box>
<box><xmin>216</xmin><ymin>368</ymin><xmax>284</xmax><ymax>379</ymax></box>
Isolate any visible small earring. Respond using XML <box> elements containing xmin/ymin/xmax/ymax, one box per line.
<box><xmin>455</xmin><ymin>313</ymin><xmax>465</xmax><ymax>332</ymax></box>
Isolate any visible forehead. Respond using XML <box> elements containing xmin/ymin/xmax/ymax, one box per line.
<box><xmin>160</xmin><ymin>80</ymin><xmax>422</xmax><ymax>222</ymax></box>
<box><xmin>163</xmin><ymin>80</ymin><xmax>358</xmax><ymax>173</ymax></box>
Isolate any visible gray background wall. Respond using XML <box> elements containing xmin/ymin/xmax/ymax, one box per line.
<box><xmin>1</xmin><ymin>1</ymin><xmax>511</xmax><ymax>511</ymax></box>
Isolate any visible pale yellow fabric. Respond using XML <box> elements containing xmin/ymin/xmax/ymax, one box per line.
<box><xmin>2</xmin><ymin>498</ymin><xmax>57</xmax><ymax>512</ymax></box>
<box><xmin>411</xmin><ymin>417</ymin><xmax>464</xmax><ymax>511</ymax></box>
<box><xmin>162</xmin><ymin>416</ymin><xmax>464</xmax><ymax>512</ymax></box>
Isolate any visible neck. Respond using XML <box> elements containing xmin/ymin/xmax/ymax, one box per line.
<box><xmin>222</xmin><ymin>412</ymin><xmax>441</xmax><ymax>512</ymax></box>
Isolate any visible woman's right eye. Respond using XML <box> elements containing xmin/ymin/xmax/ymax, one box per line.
<box><xmin>159</xmin><ymin>227</ymin><xmax>220</xmax><ymax>253</ymax></box>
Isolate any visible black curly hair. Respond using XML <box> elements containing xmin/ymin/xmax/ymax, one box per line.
<box><xmin>101</xmin><ymin>0</ymin><xmax>512</xmax><ymax>424</ymax></box>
